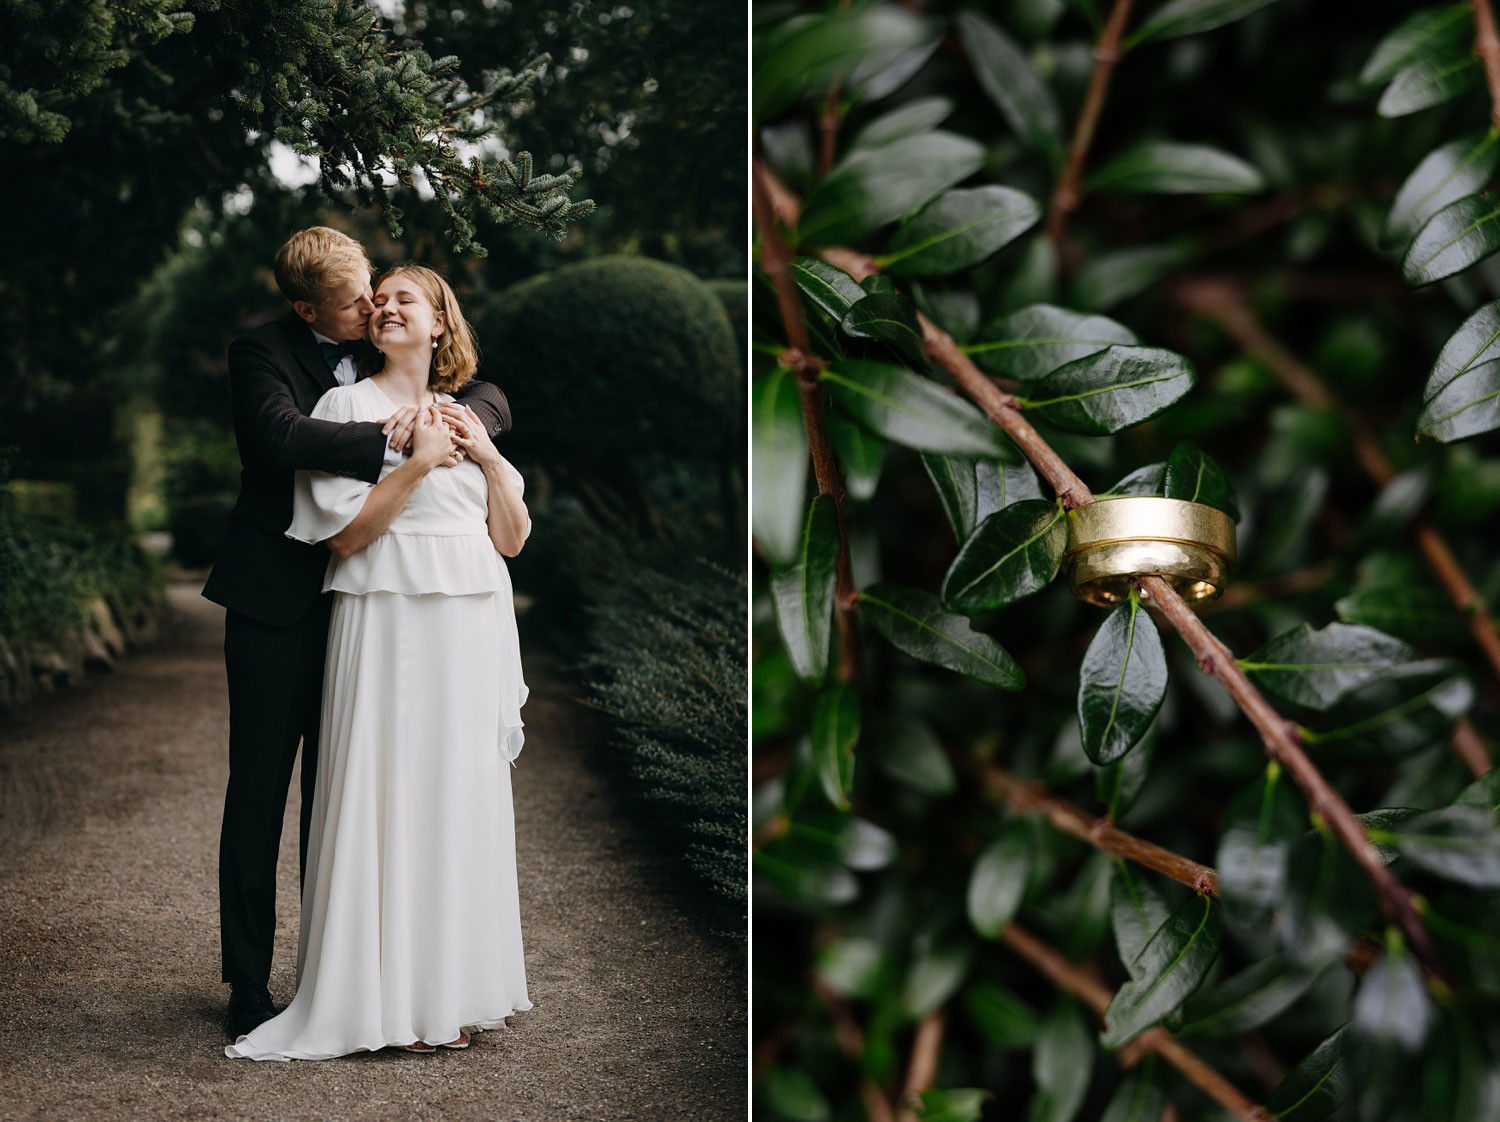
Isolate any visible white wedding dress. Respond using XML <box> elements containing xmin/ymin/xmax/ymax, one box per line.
<box><xmin>226</xmin><ymin>377</ymin><xmax>532</xmax><ymax>1061</ymax></box>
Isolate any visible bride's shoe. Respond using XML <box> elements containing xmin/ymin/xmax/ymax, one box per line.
<box><xmin>438</xmin><ymin>1032</ymin><xmax>471</xmax><ymax>1050</ymax></box>
<box><xmin>399</xmin><ymin>1040</ymin><xmax>438</xmax><ymax>1053</ymax></box>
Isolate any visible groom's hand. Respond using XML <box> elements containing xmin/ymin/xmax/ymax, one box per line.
<box><xmin>382</xmin><ymin>406</ymin><xmax>420</xmax><ymax>453</ymax></box>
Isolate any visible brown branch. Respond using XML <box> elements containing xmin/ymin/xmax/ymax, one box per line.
<box><xmin>894</xmin><ymin>1013</ymin><xmax>946</xmax><ymax>1122</ymax></box>
<box><xmin>752</xmin><ymin>160</ymin><xmax>862</xmax><ymax>682</ymax></box>
<box><xmin>1474</xmin><ymin>0</ymin><xmax>1500</xmax><ymax>133</ymax></box>
<box><xmin>998</xmin><ymin>924</ymin><xmax>1269</xmax><ymax>1122</ymax></box>
<box><xmin>1176</xmin><ymin>279</ymin><xmax>1497</xmax><ymax>776</ymax></box>
<box><xmin>813</xmin><ymin>977</ymin><xmax>896</xmax><ymax>1122</ymax></box>
<box><xmin>1046</xmin><ymin>0</ymin><xmax>1136</xmax><ymax>257</ymax></box>
<box><xmin>986</xmin><ymin>768</ymin><xmax>1219</xmax><ymax>895</ymax></box>
<box><xmin>760</xmin><ymin>164</ymin><xmax>1448</xmax><ymax>979</ymax></box>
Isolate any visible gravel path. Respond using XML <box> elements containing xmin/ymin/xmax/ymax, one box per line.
<box><xmin>0</xmin><ymin>583</ymin><xmax>745</xmax><ymax>1121</ymax></box>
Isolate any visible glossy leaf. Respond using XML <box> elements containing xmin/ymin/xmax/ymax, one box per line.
<box><xmin>1162</xmin><ymin>441</ymin><xmax>1240</xmax><ymax>520</ymax></box>
<box><xmin>965</xmin><ymin>984</ymin><xmax>1041</xmax><ymax>1048</ymax></box>
<box><xmin>968</xmin><ymin>304</ymin><xmax>1138</xmax><ymax>382</ymax></box>
<box><xmin>1029</xmin><ymin>1001</ymin><xmax>1093</xmax><ymax>1122</ymax></box>
<box><xmin>1371</xmin><ymin>805</ymin><xmax>1500</xmax><ymax>888</ymax></box>
<box><xmin>800</xmin><ymin>132</ymin><xmax>986</xmax><ymax>247</ymax></box>
<box><xmin>880</xmin><ymin>186</ymin><xmax>1042</xmax><ymax>276</ymax></box>
<box><xmin>1098</xmin><ymin>1065</ymin><xmax>1166</xmax><ymax>1122</ymax></box>
<box><xmin>916</xmin><ymin>1089</ymin><xmax>987</xmax><ymax>1122</ymax></box>
<box><xmin>1100</xmin><ymin>893</ymin><xmax>1222</xmax><ymax>1049</ymax></box>
<box><xmin>826</xmin><ymin>411</ymin><xmax>884</xmax><ymax>502</ymax></box>
<box><xmin>841</xmin><ymin>292</ymin><xmax>928</xmax><ymax>369</ymax></box>
<box><xmin>921</xmin><ymin>453</ymin><xmax>1044</xmax><ymax>543</ymax></box>
<box><xmin>941</xmin><ymin>499</ymin><xmax>1068</xmax><ymax>612</ymax></box>
<box><xmin>1280</xmin><ymin>828</ymin><xmax>1372</xmax><ymax>967</ymax></box>
<box><xmin>771</xmin><ymin>495</ymin><xmax>839</xmax><ymax>685</ymax></box>
<box><xmin>876</xmin><ymin>712</ymin><xmax>957</xmax><ymax>796</ymax></box>
<box><xmin>1240</xmin><ymin>622</ymin><xmax>1420</xmax><ymax>712</ymax></box>
<box><xmin>955</xmin><ymin>11</ymin><xmax>1063</xmax><ymax>164</ymax></box>
<box><xmin>1400</xmin><ymin>193</ymin><xmax>1500</xmax><ymax>286</ymax></box>
<box><xmin>791</xmin><ymin>256</ymin><xmax>864</xmax><ymax>322</ymax></box>
<box><xmin>1216</xmin><ymin>768</ymin><xmax>1303</xmax><ymax>925</ymax></box>
<box><xmin>1455</xmin><ymin>767</ymin><xmax>1500</xmax><ymax>811</ymax></box>
<box><xmin>1385</xmin><ymin>130</ymin><xmax>1500</xmax><ymax>248</ymax></box>
<box><xmin>1056</xmin><ymin>851</ymin><xmax>1117</xmax><ymax>961</ymax></box>
<box><xmin>1359</xmin><ymin>4</ymin><xmax>1470</xmax><ymax>86</ymax></box>
<box><xmin>1127</xmin><ymin>0</ymin><xmax>1281</xmax><ymax>45</ymax></box>
<box><xmin>760</xmin><ymin>1066</ymin><xmax>832</xmax><ymax>1122</ymax></box>
<box><xmin>1348</xmin><ymin>950</ymin><xmax>1436</xmax><ymax>1120</ymax></box>
<box><xmin>849</xmin><ymin>96</ymin><xmax>955</xmax><ymax>151</ymax></box>
<box><xmin>815</xmin><ymin>937</ymin><xmax>890</xmax><ymax>998</ymax></box>
<box><xmin>1178</xmin><ymin>953</ymin><xmax>1323</xmax><ymax>1037</ymax></box>
<box><xmin>1378</xmin><ymin>54</ymin><xmax>1480</xmax><ymax>118</ymax></box>
<box><xmin>1302</xmin><ymin>660</ymin><xmax>1472</xmax><ymax>759</ymax></box>
<box><xmin>1095</xmin><ymin>724</ymin><xmax>1155</xmax><ymax>819</ymax></box>
<box><xmin>822</xmin><ymin>360</ymin><xmax>1016</xmax><ymax>458</ymax></box>
<box><xmin>751</xmin><ymin>367</ymin><xmax>809</xmax><ymax>566</ymax></box>
<box><xmin>1070</xmin><ymin>244</ymin><xmax>1190</xmax><ymax>310</ymax></box>
<box><xmin>1086</xmin><ymin>140</ymin><xmax>1265</xmax><ymax>195</ymax></box>
<box><xmin>1266</xmin><ymin>1027</ymin><xmax>1347</xmax><ymax>1122</ymax></box>
<box><xmin>1078</xmin><ymin>591</ymin><xmax>1167</xmax><ymax>766</ymax></box>
<box><xmin>1110</xmin><ymin>867</ymin><xmax>1172</xmax><ymax>969</ymax></box>
<box><xmin>811</xmin><ymin>684</ymin><xmax>860</xmax><ymax>810</ymax></box>
<box><xmin>1101</xmin><ymin>461</ymin><xmax>1166</xmax><ymax>498</ymax></box>
<box><xmin>1334</xmin><ymin>557</ymin><xmax>1464</xmax><ymax>648</ymax></box>
<box><xmin>1021</xmin><ymin>346</ymin><xmax>1197</xmax><ymax>435</ymax></box>
<box><xmin>859</xmin><ymin>584</ymin><xmax>1025</xmax><ymax>688</ymax></box>
<box><xmin>1415</xmin><ymin>358</ymin><xmax>1500</xmax><ymax>442</ymax></box>
<box><xmin>967</xmin><ymin>821</ymin><xmax>1031</xmax><ymax>936</ymax></box>
<box><xmin>901</xmin><ymin>945</ymin><xmax>971</xmax><ymax>1018</ymax></box>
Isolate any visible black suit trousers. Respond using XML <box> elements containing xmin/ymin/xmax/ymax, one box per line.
<box><xmin>218</xmin><ymin>597</ymin><xmax>331</xmax><ymax>986</ymax></box>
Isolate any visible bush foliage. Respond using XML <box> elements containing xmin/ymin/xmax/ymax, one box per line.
<box><xmin>753</xmin><ymin>3</ymin><xmax>1500</xmax><ymax>1121</ymax></box>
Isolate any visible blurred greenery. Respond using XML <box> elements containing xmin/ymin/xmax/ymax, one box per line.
<box><xmin>753</xmin><ymin>2</ymin><xmax>1500</xmax><ymax>1120</ymax></box>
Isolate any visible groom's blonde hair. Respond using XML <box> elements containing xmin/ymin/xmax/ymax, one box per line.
<box><xmin>367</xmin><ymin>265</ymin><xmax>480</xmax><ymax>393</ymax></box>
<box><xmin>273</xmin><ymin>227</ymin><xmax>373</xmax><ymax>304</ymax></box>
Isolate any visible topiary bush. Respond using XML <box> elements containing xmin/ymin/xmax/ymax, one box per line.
<box><xmin>753</xmin><ymin>3</ymin><xmax>1500</xmax><ymax>1121</ymax></box>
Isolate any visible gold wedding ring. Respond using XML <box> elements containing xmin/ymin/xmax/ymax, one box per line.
<box><xmin>1064</xmin><ymin>497</ymin><xmax>1236</xmax><ymax>607</ymax></box>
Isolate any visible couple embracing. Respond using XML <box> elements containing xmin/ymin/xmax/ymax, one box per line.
<box><xmin>203</xmin><ymin>226</ymin><xmax>532</xmax><ymax>1060</ymax></box>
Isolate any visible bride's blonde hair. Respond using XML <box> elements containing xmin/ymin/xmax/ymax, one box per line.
<box><xmin>366</xmin><ymin>264</ymin><xmax>480</xmax><ymax>393</ymax></box>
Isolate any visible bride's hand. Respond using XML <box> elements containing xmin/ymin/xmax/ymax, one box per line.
<box><xmin>410</xmin><ymin>405</ymin><xmax>457</xmax><ymax>470</ymax></box>
<box><xmin>445</xmin><ymin>404</ymin><xmax>502</xmax><ymax>469</ymax></box>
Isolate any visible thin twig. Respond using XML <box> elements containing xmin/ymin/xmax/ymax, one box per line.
<box><xmin>986</xmin><ymin>768</ymin><xmax>1218</xmax><ymax>895</ymax></box>
<box><xmin>998</xmin><ymin>924</ymin><xmax>1269</xmax><ymax>1122</ymax></box>
<box><xmin>1046</xmin><ymin>0</ymin><xmax>1136</xmax><ymax>258</ymax></box>
<box><xmin>1474</xmin><ymin>0</ymin><xmax>1500</xmax><ymax>133</ymax></box>
<box><xmin>752</xmin><ymin>160</ymin><xmax>862</xmax><ymax>682</ymax></box>
<box><xmin>894</xmin><ymin>1013</ymin><xmax>946</xmax><ymax>1122</ymax></box>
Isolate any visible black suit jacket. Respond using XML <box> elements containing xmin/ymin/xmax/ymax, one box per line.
<box><xmin>202</xmin><ymin>312</ymin><xmax>512</xmax><ymax>627</ymax></box>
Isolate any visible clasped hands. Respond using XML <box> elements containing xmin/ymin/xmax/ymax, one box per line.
<box><xmin>381</xmin><ymin>403</ymin><xmax>498</xmax><ymax>470</ymax></box>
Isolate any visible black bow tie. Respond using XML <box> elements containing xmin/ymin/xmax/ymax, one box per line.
<box><xmin>318</xmin><ymin>340</ymin><xmax>363</xmax><ymax>370</ymax></box>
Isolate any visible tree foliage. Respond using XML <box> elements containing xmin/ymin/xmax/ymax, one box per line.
<box><xmin>753</xmin><ymin>3</ymin><xmax>1500</xmax><ymax>1121</ymax></box>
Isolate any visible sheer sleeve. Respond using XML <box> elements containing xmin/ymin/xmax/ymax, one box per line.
<box><xmin>285</xmin><ymin>388</ymin><xmax>376</xmax><ymax>544</ymax></box>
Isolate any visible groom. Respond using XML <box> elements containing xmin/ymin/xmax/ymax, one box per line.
<box><xmin>203</xmin><ymin>226</ymin><xmax>513</xmax><ymax>1038</ymax></box>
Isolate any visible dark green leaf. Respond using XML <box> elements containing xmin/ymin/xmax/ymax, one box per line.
<box><xmin>753</xmin><ymin>8</ymin><xmax>936</xmax><ymax>122</ymax></box>
<box><xmin>1163</xmin><ymin>441</ymin><xmax>1240</xmax><ymax>520</ymax></box>
<box><xmin>941</xmin><ymin>499</ymin><xmax>1069</xmax><ymax>612</ymax></box>
<box><xmin>791</xmin><ymin>256</ymin><xmax>864</xmax><ymax>322</ymax></box>
<box><xmin>771</xmin><ymin>495</ymin><xmax>839</xmax><ymax>685</ymax></box>
<box><xmin>1455</xmin><ymin>767</ymin><xmax>1500</xmax><ymax>811</ymax></box>
<box><xmin>815</xmin><ymin>937</ymin><xmax>890</xmax><ymax>999</ymax></box>
<box><xmin>1302</xmin><ymin>660</ymin><xmax>1473</xmax><ymax>759</ymax></box>
<box><xmin>811</xmin><ymin>684</ymin><xmax>860</xmax><ymax>810</ymax></box>
<box><xmin>921</xmin><ymin>452</ymin><xmax>1045</xmax><ymax>543</ymax></box>
<box><xmin>955</xmin><ymin>11</ymin><xmax>1063</xmax><ymax>165</ymax></box>
<box><xmin>752</xmin><ymin>367</ymin><xmax>808</xmax><ymax>566</ymax></box>
<box><xmin>916</xmin><ymin>1089</ymin><xmax>987</xmax><ymax>1122</ymax></box>
<box><xmin>1086</xmin><ymin>140</ymin><xmax>1265</xmax><ymax>195</ymax></box>
<box><xmin>967</xmin><ymin>821</ymin><xmax>1031</xmax><ymax>936</ymax></box>
<box><xmin>1178</xmin><ymin>953</ymin><xmax>1324</xmax><ymax>1037</ymax></box>
<box><xmin>1335</xmin><ymin>583</ymin><xmax>1463</xmax><ymax>649</ymax></box>
<box><xmin>754</xmin><ymin>844</ymin><xmax>859</xmax><ymax>907</ymax></box>
<box><xmin>1266</xmin><ymin>1027</ymin><xmax>1347</xmax><ymax>1122</ymax></box>
<box><xmin>1029</xmin><ymin>1001</ymin><xmax>1093</xmax><ymax>1122</ymax></box>
<box><xmin>1095</xmin><ymin>725</ymin><xmax>1155</xmax><ymax>819</ymax></box>
<box><xmin>760</xmin><ymin>1066</ymin><xmax>831</xmax><ymax>1122</ymax></box>
<box><xmin>1127</xmin><ymin>0</ymin><xmax>1281</xmax><ymax>45</ymax></box>
<box><xmin>800</xmin><ymin>132</ymin><xmax>986</xmax><ymax>247</ymax></box>
<box><xmin>1021</xmin><ymin>346</ymin><xmax>1197</xmax><ymax>435</ymax></box>
<box><xmin>876</xmin><ymin>712</ymin><xmax>957</xmax><ymax>795</ymax></box>
<box><xmin>1111</xmin><ymin>866</ymin><xmax>1172</xmax><ymax>969</ymax></box>
<box><xmin>1372</xmin><ymin>804</ymin><xmax>1500</xmax><ymax>888</ymax></box>
<box><xmin>849</xmin><ymin>96</ymin><xmax>955</xmax><ymax>151</ymax></box>
<box><xmin>1102</xmin><ymin>462</ymin><xmax>1167</xmax><ymax>498</ymax></box>
<box><xmin>1348</xmin><ymin>949</ymin><xmax>1436</xmax><ymax>1120</ymax></box>
<box><xmin>1216</xmin><ymin>768</ymin><xmax>1304</xmax><ymax>926</ymax></box>
<box><xmin>1385</xmin><ymin>130</ymin><xmax>1500</xmax><ymax>248</ymax></box>
<box><xmin>1378</xmin><ymin>54</ymin><xmax>1480</xmax><ymax>118</ymax></box>
<box><xmin>1078</xmin><ymin>592</ymin><xmax>1167</xmax><ymax>766</ymax></box>
<box><xmin>965</xmin><ymin>983</ymin><xmax>1041</xmax><ymax>1048</ymax></box>
<box><xmin>901</xmin><ymin>945</ymin><xmax>970</xmax><ymax>1017</ymax></box>
<box><xmin>1415</xmin><ymin>357</ymin><xmax>1500</xmax><ymax>442</ymax></box>
<box><xmin>860</xmin><ymin>583</ymin><xmax>1025</xmax><ymax>687</ymax></box>
<box><xmin>1240</xmin><ymin>622</ymin><xmax>1420</xmax><ymax>712</ymax></box>
<box><xmin>1070</xmin><ymin>244</ymin><xmax>1191</xmax><ymax>311</ymax></box>
<box><xmin>968</xmin><ymin>304</ymin><xmax>1138</xmax><ymax>381</ymax></box>
<box><xmin>1360</xmin><ymin>4</ymin><xmax>1470</xmax><ymax>85</ymax></box>
<box><xmin>843</xmin><ymin>38</ymin><xmax>941</xmax><ymax>106</ymax></box>
<box><xmin>1098</xmin><ymin>1064</ymin><xmax>1167</xmax><ymax>1122</ymax></box>
<box><xmin>1280</xmin><ymin>828</ymin><xmax>1372</xmax><ymax>967</ymax></box>
<box><xmin>1400</xmin><ymin>193</ymin><xmax>1500</xmax><ymax>286</ymax></box>
<box><xmin>822</xmin><ymin>360</ymin><xmax>1017</xmax><ymax>458</ymax></box>
<box><xmin>1100</xmin><ymin>893</ymin><xmax>1222</xmax><ymax>1049</ymax></box>
<box><xmin>880</xmin><ymin>186</ymin><xmax>1042</xmax><ymax>277</ymax></box>
<box><xmin>826</xmin><ymin>411</ymin><xmax>885</xmax><ymax>502</ymax></box>
<box><xmin>841</xmin><ymin>292</ymin><xmax>928</xmax><ymax>369</ymax></box>
<box><xmin>1056</xmin><ymin>852</ymin><xmax>1117</xmax><ymax>961</ymax></box>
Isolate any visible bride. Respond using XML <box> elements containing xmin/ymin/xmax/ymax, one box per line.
<box><xmin>226</xmin><ymin>264</ymin><xmax>533</xmax><ymax>1060</ymax></box>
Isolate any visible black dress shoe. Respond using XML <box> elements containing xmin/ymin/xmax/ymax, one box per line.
<box><xmin>226</xmin><ymin>984</ymin><xmax>278</xmax><ymax>1038</ymax></box>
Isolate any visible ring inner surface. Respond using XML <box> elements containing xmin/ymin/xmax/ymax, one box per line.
<box><xmin>1067</xmin><ymin>539</ymin><xmax>1228</xmax><ymax>607</ymax></box>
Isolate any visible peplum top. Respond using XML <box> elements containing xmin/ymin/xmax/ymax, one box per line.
<box><xmin>285</xmin><ymin>377</ymin><xmax>529</xmax><ymax>597</ymax></box>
